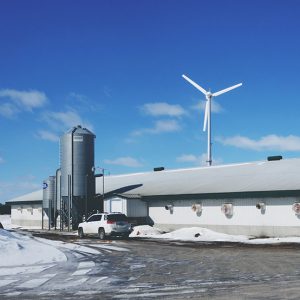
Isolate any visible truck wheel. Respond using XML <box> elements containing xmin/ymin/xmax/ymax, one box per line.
<box><xmin>98</xmin><ymin>228</ymin><xmax>105</xmax><ymax>240</ymax></box>
<box><xmin>78</xmin><ymin>228</ymin><xmax>84</xmax><ymax>238</ymax></box>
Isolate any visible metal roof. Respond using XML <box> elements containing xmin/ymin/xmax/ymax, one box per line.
<box><xmin>65</xmin><ymin>125</ymin><xmax>96</xmax><ymax>137</ymax></box>
<box><xmin>97</xmin><ymin>158</ymin><xmax>300</xmax><ymax>197</ymax></box>
<box><xmin>6</xmin><ymin>189</ymin><xmax>43</xmax><ymax>204</ymax></box>
<box><xmin>6</xmin><ymin>158</ymin><xmax>300</xmax><ymax>205</ymax></box>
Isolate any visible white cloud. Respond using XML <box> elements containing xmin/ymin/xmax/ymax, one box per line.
<box><xmin>217</xmin><ymin>134</ymin><xmax>300</xmax><ymax>151</ymax></box>
<box><xmin>38</xmin><ymin>110</ymin><xmax>94</xmax><ymax>143</ymax></box>
<box><xmin>0</xmin><ymin>102</ymin><xmax>19</xmax><ymax>118</ymax></box>
<box><xmin>176</xmin><ymin>154</ymin><xmax>200</xmax><ymax>163</ymax></box>
<box><xmin>67</xmin><ymin>92</ymin><xmax>102</xmax><ymax>112</ymax></box>
<box><xmin>192</xmin><ymin>100</ymin><xmax>223</xmax><ymax>113</ymax></box>
<box><xmin>141</xmin><ymin>102</ymin><xmax>187</xmax><ymax>118</ymax></box>
<box><xmin>0</xmin><ymin>89</ymin><xmax>47</xmax><ymax>119</ymax></box>
<box><xmin>104</xmin><ymin>156</ymin><xmax>143</xmax><ymax>168</ymax></box>
<box><xmin>42</xmin><ymin>110</ymin><xmax>93</xmax><ymax>132</ymax></box>
<box><xmin>0</xmin><ymin>89</ymin><xmax>47</xmax><ymax>111</ymax></box>
<box><xmin>133</xmin><ymin>119</ymin><xmax>181</xmax><ymax>136</ymax></box>
<box><xmin>0</xmin><ymin>176</ymin><xmax>41</xmax><ymax>202</ymax></box>
<box><xmin>36</xmin><ymin>130</ymin><xmax>59</xmax><ymax>142</ymax></box>
<box><xmin>176</xmin><ymin>153</ymin><xmax>222</xmax><ymax>166</ymax></box>
<box><xmin>176</xmin><ymin>153</ymin><xmax>207</xmax><ymax>166</ymax></box>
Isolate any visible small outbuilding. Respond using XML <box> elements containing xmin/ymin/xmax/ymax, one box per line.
<box><xmin>6</xmin><ymin>190</ymin><xmax>43</xmax><ymax>227</ymax></box>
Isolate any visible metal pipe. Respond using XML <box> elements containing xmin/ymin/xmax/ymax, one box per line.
<box><xmin>68</xmin><ymin>174</ymin><xmax>71</xmax><ymax>232</ymax></box>
<box><xmin>207</xmin><ymin>96</ymin><xmax>212</xmax><ymax>166</ymax></box>
<box><xmin>103</xmin><ymin>169</ymin><xmax>105</xmax><ymax>201</ymax></box>
<box><xmin>70</xmin><ymin>127</ymin><xmax>76</xmax><ymax>230</ymax></box>
<box><xmin>55</xmin><ymin>168</ymin><xmax>60</xmax><ymax>230</ymax></box>
<box><xmin>42</xmin><ymin>188</ymin><xmax>44</xmax><ymax>230</ymax></box>
<box><xmin>85</xmin><ymin>174</ymin><xmax>88</xmax><ymax>220</ymax></box>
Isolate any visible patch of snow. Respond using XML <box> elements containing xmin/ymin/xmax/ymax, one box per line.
<box><xmin>0</xmin><ymin>279</ymin><xmax>17</xmax><ymax>288</ymax></box>
<box><xmin>162</xmin><ymin>227</ymin><xmax>248</xmax><ymax>242</ymax></box>
<box><xmin>0</xmin><ymin>214</ymin><xmax>11</xmax><ymax>228</ymax></box>
<box><xmin>0</xmin><ymin>229</ymin><xmax>66</xmax><ymax>267</ymax></box>
<box><xmin>35</xmin><ymin>237</ymin><xmax>100</xmax><ymax>254</ymax></box>
<box><xmin>130</xmin><ymin>225</ymin><xmax>300</xmax><ymax>245</ymax></box>
<box><xmin>0</xmin><ymin>265</ymin><xmax>55</xmax><ymax>276</ymax></box>
<box><xmin>72</xmin><ymin>269</ymin><xmax>91</xmax><ymax>276</ymax></box>
<box><xmin>0</xmin><ymin>214</ymin><xmax>41</xmax><ymax>230</ymax></box>
<box><xmin>92</xmin><ymin>244</ymin><xmax>129</xmax><ymax>252</ymax></box>
<box><xmin>95</xmin><ymin>276</ymin><xmax>108</xmax><ymax>283</ymax></box>
<box><xmin>130</xmin><ymin>225</ymin><xmax>163</xmax><ymax>237</ymax></box>
<box><xmin>17</xmin><ymin>277</ymin><xmax>52</xmax><ymax>289</ymax></box>
<box><xmin>247</xmin><ymin>236</ymin><xmax>300</xmax><ymax>244</ymax></box>
<box><xmin>78</xmin><ymin>261</ymin><xmax>95</xmax><ymax>268</ymax></box>
<box><xmin>61</xmin><ymin>277</ymin><xmax>88</xmax><ymax>287</ymax></box>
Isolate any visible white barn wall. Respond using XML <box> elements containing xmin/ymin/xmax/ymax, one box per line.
<box><xmin>127</xmin><ymin>199</ymin><xmax>147</xmax><ymax>217</ymax></box>
<box><xmin>11</xmin><ymin>204</ymin><xmax>43</xmax><ymax>227</ymax></box>
<box><xmin>104</xmin><ymin>197</ymin><xmax>147</xmax><ymax>217</ymax></box>
<box><xmin>149</xmin><ymin>197</ymin><xmax>300</xmax><ymax>237</ymax></box>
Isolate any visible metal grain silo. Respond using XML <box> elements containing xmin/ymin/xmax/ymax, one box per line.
<box><xmin>60</xmin><ymin>125</ymin><xmax>96</xmax><ymax>228</ymax></box>
<box><xmin>42</xmin><ymin>176</ymin><xmax>56</xmax><ymax>229</ymax></box>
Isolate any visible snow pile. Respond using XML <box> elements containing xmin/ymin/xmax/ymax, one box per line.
<box><xmin>130</xmin><ymin>225</ymin><xmax>247</xmax><ymax>242</ymax></box>
<box><xmin>0</xmin><ymin>229</ymin><xmax>66</xmax><ymax>267</ymax></box>
<box><xmin>130</xmin><ymin>225</ymin><xmax>300</xmax><ymax>244</ymax></box>
<box><xmin>0</xmin><ymin>214</ymin><xmax>12</xmax><ymax>229</ymax></box>
<box><xmin>130</xmin><ymin>225</ymin><xmax>164</xmax><ymax>237</ymax></box>
<box><xmin>162</xmin><ymin>227</ymin><xmax>249</xmax><ymax>242</ymax></box>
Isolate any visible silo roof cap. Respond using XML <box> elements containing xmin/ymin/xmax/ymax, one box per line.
<box><xmin>66</xmin><ymin>125</ymin><xmax>96</xmax><ymax>137</ymax></box>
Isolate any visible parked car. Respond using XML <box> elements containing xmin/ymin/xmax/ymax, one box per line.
<box><xmin>78</xmin><ymin>213</ymin><xmax>132</xmax><ymax>240</ymax></box>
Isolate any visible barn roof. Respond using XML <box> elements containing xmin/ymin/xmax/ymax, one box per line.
<box><xmin>97</xmin><ymin>158</ymin><xmax>300</xmax><ymax>197</ymax></box>
<box><xmin>6</xmin><ymin>189</ymin><xmax>43</xmax><ymax>205</ymax></box>
<box><xmin>7</xmin><ymin>158</ymin><xmax>300</xmax><ymax>205</ymax></box>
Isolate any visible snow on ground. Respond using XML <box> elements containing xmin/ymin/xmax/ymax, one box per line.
<box><xmin>0</xmin><ymin>214</ymin><xmax>41</xmax><ymax>230</ymax></box>
<box><xmin>0</xmin><ymin>214</ymin><xmax>12</xmax><ymax>228</ymax></box>
<box><xmin>2</xmin><ymin>213</ymin><xmax>300</xmax><ymax>268</ymax></box>
<box><xmin>0</xmin><ymin>229</ymin><xmax>66</xmax><ymax>267</ymax></box>
<box><xmin>36</xmin><ymin>237</ymin><xmax>100</xmax><ymax>255</ymax></box>
<box><xmin>130</xmin><ymin>225</ymin><xmax>300</xmax><ymax>244</ymax></box>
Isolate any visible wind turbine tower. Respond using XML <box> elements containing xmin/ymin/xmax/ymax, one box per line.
<box><xmin>182</xmin><ymin>74</ymin><xmax>242</xmax><ymax>166</ymax></box>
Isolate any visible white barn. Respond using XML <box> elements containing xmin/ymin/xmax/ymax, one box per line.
<box><xmin>98</xmin><ymin>158</ymin><xmax>300</xmax><ymax>237</ymax></box>
<box><xmin>6</xmin><ymin>157</ymin><xmax>300</xmax><ymax>237</ymax></box>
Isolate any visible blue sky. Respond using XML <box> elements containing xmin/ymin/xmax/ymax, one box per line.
<box><xmin>1</xmin><ymin>0</ymin><xmax>300</xmax><ymax>203</ymax></box>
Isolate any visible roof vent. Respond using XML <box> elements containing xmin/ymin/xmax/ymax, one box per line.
<box><xmin>267</xmin><ymin>155</ymin><xmax>283</xmax><ymax>161</ymax></box>
<box><xmin>154</xmin><ymin>167</ymin><xmax>164</xmax><ymax>172</ymax></box>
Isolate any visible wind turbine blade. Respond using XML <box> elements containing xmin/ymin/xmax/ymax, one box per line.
<box><xmin>212</xmin><ymin>83</ymin><xmax>242</xmax><ymax>97</ymax></box>
<box><xmin>182</xmin><ymin>74</ymin><xmax>207</xmax><ymax>95</ymax></box>
<box><xmin>203</xmin><ymin>101</ymin><xmax>209</xmax><ymax>132</ymax></box>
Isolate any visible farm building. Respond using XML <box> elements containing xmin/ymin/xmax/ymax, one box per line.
<box><xmin>6</xmin><ymin>189</ymin><xmax>43</xmax><ymax>227</ymax></box>
<box><xmin>98</xmin><ymin>157</ymin><xmax>300</xmax><ymax>237</ymax></box>
<box><xmin>5</xmin><ymin>125</ymin><xmax>300</xmax><ymax>237</ymax></box>
<box><xmin>6</xmin><ymin>156</ymin><xmax>300</xmax><ymax>237</ymax></box>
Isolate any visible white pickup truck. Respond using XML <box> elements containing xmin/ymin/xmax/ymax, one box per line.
<box><xmin>78</xmin><ymin>212</ymin><xmax>132</xmax><ymax>240</ymax></box>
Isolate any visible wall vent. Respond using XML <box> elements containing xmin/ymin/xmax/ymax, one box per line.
<box><xmin>267</xmin><ymin>155</ymin><xmax>283</xmax><ymax>161</ymax></box>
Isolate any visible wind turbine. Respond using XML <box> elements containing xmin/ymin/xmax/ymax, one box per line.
<box><xmin>182</xmin><ymin>74</ymin><xmax>242</xmax><ymax>166</ymax></box>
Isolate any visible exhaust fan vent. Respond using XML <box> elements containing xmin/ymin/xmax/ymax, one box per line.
<box><xmin>267</xmin><ymin>155</ymin><xmax>282</xmax><ymax>161</ymax></box>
